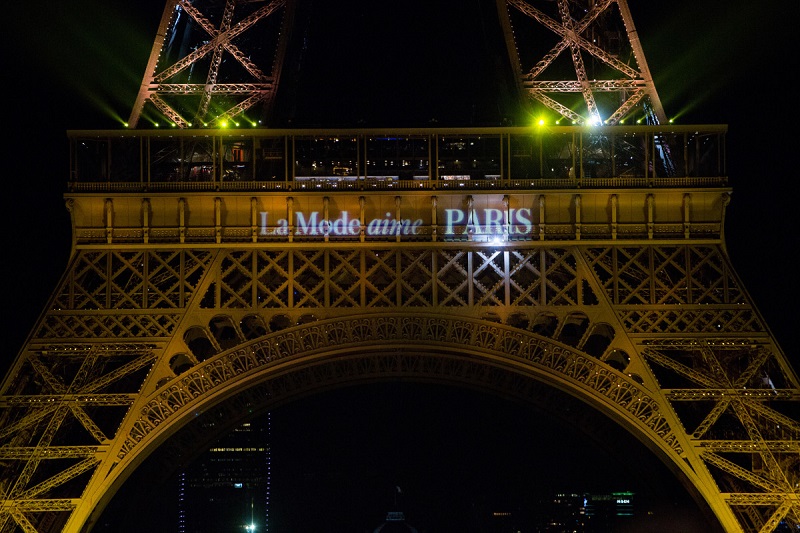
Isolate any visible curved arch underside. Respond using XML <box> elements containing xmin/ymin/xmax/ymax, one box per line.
<box><xmin>2</xmin><ymin>242</ymin><xmax>798</xmax><ymax>533</ymax></box>
<box><xmin>75</xmin><ymin>313</ymin><xmax>751</xmax><ymax>532</ymax></box>
<box><xmin>96</xmin><ymin>353</ymin><xmax>724</xmax><ymax>532</ymax></box>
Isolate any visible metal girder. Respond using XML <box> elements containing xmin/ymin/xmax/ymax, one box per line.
<box><xmin>153</xmin><ymin>1</ymin><xmax>284</xmax><ymax>83</ymax></box>
<box><xmin>525</xmin><ymin>80</ymin><xmax>649</xmax><ymax>91</ymax></box>
<box><xmin>1</xmin><ymin>395</ymin><xmax>136</xmax><ymax>407</ymax></box>
<box><xmin>0</xmin><ymin>447</ymin><xmax>101</xmax><ymax>460</ymax></box>
<box><xmin>702</xmin><ymin>452</ymin><xmax>781</xmax><ymax>493</ymax></box>
<box><xmin>17</xmin><ymin>459</ymin><xmax>100</xmax><ymax>501</ymax></box>
<box><xmin>499</xmin><ymin>0</ymin><xmax>668</xmax><ymax>124</ymax></box>
<box><xmin>128</xmin><ymin>0</ymin><xmax>292</xmax><ymax>128</ymax></box>
<box><xmin>7</xmin><ymin>500</ymin><xmax>77</xmax><ymax>513</ymax></box>
<box><xmin>699</xmin><ymin>441</ymin><xmax>800</xmax><ymax>453</ymax></box>
<box><xmin>3</xmin><ymin>235</ymin><xmax>798</xmax><ymax>533</ymax></box>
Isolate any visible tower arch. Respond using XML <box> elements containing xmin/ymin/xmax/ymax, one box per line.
<box><xmin>75</xmin><ymin>313</ymin><xmax>714</xmax><ymax>531</ymax></box>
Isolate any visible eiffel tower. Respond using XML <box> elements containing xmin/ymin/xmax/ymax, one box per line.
<box><xmin>1</xmin><ymin>1</ymin><xmax>798</xmax><ymax>532</ymax></box>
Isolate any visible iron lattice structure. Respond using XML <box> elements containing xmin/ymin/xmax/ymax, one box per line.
<box><xmin>1</xmin><ymin>2</ymin><xmax>798</xmax><ymax>533</ymax></box>
<box><xmin>128</xmin><ymin>0</ymin><xmax>665</xmax><ymax>129</ymax></box>
<box><xmin>128</xmin><ymin>0</ymin><xmax>295</xmax><ymax>128</ymax></box>
<box><xmin>0</xmin><ymin>125</ymin><xmax>798</xmax><ymax>533</ymax></box>
<box><xmin>497</xmin><ymin>0</ymin><xmax>667</xmax><ymax>125</ymax></box>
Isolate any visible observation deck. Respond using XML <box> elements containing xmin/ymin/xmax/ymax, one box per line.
<box><xmin>65</xmin><ymin>125</ymin><xmax>729</xmax><ymax>246</ymax></box>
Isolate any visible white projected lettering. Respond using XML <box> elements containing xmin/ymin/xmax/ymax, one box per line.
<box><xmin>443</xmin><ymin>208</ymin><xmax>532</xmax><ymax>235</ymax></box>
<box><xmin>260</xmin><ymin>211</ymin><xmax>423</xmax><ymax>236</ymax></box>
<box><xmin>259</xmin><ymin>208</ymin><xmax>532</xmax><ymax>237</ymax></box>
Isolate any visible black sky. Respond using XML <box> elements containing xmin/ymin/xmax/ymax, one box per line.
<box><xmin>1</xmin><ymin>1</ymin><xmax>797</xmax><ymax>531</ymax></box>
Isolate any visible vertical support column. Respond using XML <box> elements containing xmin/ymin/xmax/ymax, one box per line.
<box><xmin>287</xmin><ymin>197</ymin><xmax>294</xmax><ymax>243</ymax></box>
<box><xmin>105</xmin><ymin>199</ymin><xmax>113</xmax><ymax>244</ymax></box>
<box><xmin>395</xmin><ymin>196</ymin><xmax>402</xmax><ymax>242</ymax></box>
<box><xmin>323</xmin><ymin>196</ymin><xmax>330</xmax><ymax>243</ymax></box>
<box><xmin>538</xmin><ymin>195</ymin><xmax>546</xmax><ymax>240</ymax></box>
<box><xmin>431</xmin><ymin>196</ymin><xmax>438</xmax><ymax>242</ymax></box>
<box><xmin>646</xmin><ymin>194</ymin><xmax>654</xmax><ymax>240</ymax></box>
<box><xmin>214</xmin><ymin>197</ymin><xmax>222</xmax><ymax>244</ymax></box>
<box><xmin>142</xmin><ymin>198</ymin><xmax>151</xmax><ymax>244</ymax></box>
<box><xmin>359</xmin><ymin>196</ymin><xmax>366</xmax><ymax>243</ymax></box>
<box><xmin>466</xmin><ymin>195</ymin><xmax>474</xmax><ymax>241</ymax></box>
<box><xmin>251</xmin><ymin>197</ymin><xmax>258</xmax><ymax>243</ymax></box>
<box><xmin>574</xmin><ymin>194</ymin><xmax>582</xmax><ymax>241</ymax></box>
<box><xmin>502</xmin><ymin>195</ymin><xmax>510</xmax><ymax>242</ymax></box>
<box><xmin>179</xmin><ymin>198</ymin><xmax>186</xmax><ymax>244</ymax></box>
<box><xmin>683</xmin><ymin>193</ymin><xmax>691</xmax><ymax>239</ymax></box>
<box><xmin>610</xmin><ymin>194</ymin><xmax>618</xmax><ymax>240</ymax></box>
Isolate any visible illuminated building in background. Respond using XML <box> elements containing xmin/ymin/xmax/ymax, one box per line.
<box><xmin>177</xmin><ymin>418</ymin><xmax>271</xmax><ymax>533</ymax></box>
<box><xmin>372</xmin><ymin>511</ymin><xmax>419</xmax><ymax>533</ymax></box>
<box><xmin>541</xmin><ymin>493</ymin><xmax>587</xmax><ymax>532</ymax></box>
<box><xmin>533</xmin><ymin>491</ymin><xmax>633</xmax><ymax>532</ymax></box>
<box><xmin>584</xmin><ymin>491</ymin><xmax>634</xmax><ymax>531</ymax></box>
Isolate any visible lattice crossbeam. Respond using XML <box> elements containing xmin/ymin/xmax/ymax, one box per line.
<box><xmin>501</xmin><ymin>0</ymin><xmax>667</xmax><ymax>124</ymax></box>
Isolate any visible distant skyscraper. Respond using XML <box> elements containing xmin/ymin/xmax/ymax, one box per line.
<box><xmin>532</xmin><ymin>491</ymin><xmax>633</xmax><ymax>532</ymax></box>
<box><xmin>542</xmin><ymin>493</ymin><xmax>588</xmax><ymax>532</ymax></box>
<box><xmin>584</xmin><ymin>491</ymin><xmax>634</xmax><ymax>532</ymax></box>
<box><xmin>177</xmin><ymin>417</ymin><xmax>271</xmax><ymax>533</ymax></box>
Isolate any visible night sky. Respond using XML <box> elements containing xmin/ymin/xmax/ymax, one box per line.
<box><xmin>1</xmin><ymin>1</ymin><xmax>796</xmax><ymax>531</ymax></box>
